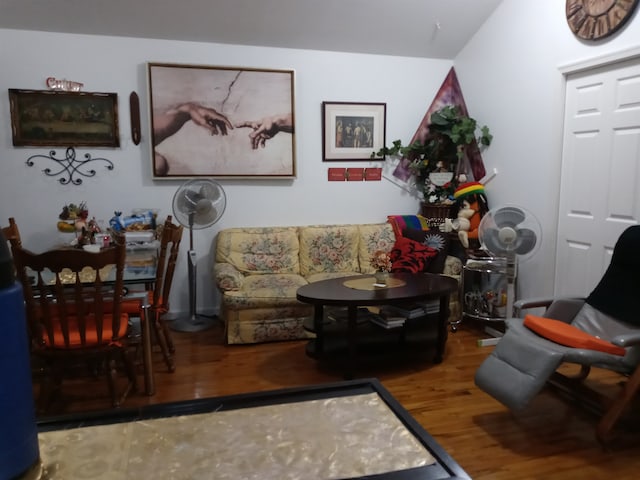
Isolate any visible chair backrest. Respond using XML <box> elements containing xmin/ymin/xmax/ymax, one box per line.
<box><xmin>2</xmin><ymin>217</ymin><xmax>22</xmax><ymax>248</ymax></box>
<box><xmin>586</xmin><ymin>224</ymin><xmax>640</xmax><ymax>327</ymax></box>
<box><xmin>12</xmin><ymin>243</ymin><xmax>127</xmax><ymax>350</ymax></box>
<box><xmin>152</xmin><ymin>215</ymin><xmax>184</xmax><ymax>312</ymax></box>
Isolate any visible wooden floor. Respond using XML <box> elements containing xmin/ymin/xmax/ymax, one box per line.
<box><xmin>36</xmin><ymin>320</ymin><xmax>640</xmax><ymax>479</ymax></box>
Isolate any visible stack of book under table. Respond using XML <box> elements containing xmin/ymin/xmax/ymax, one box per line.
<box><xmin>372</xmin><ymin>300</ymin><xmax>440</xmax><ymax>329</ymax></box>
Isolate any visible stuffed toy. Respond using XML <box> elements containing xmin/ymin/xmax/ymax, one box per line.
<box><xmin>441</xmin><ymin>181</ymin><xmax>489</xmax><ymax>248</ymax></box>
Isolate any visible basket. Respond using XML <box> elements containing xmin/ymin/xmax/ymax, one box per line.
<box><xmin>420</xmin><ymin>203</ymin><xmax>455</xmax><ymax>228</ymax></box>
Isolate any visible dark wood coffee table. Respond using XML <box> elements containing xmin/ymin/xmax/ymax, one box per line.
<box><xmin>297</xmin><ymin>272</ymin><xmax>458</xmax><ymax>378</ymax></box>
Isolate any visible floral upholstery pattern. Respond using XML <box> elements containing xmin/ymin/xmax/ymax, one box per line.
<box><xmin>214</xmin><ymin>262</ymin><xmax>245</xmax><ymax>291</ymax></box>
<box><xmin>216</xmin><ymin>227</ymin><xmax>300</xmax><ymax>274</ymax></box>
<box><xmin>357</xmin><ymin>223</ymin><xmax>398</xmax><ymax>274</ymax></box>
<box><xmin>213</xmin><ymin>223</ymin><xmax>462</xmax><ymax>344</ymax></box>
<box><xmin>299</xmin><ymin>226</ymin><xmax>360</xmax><ymax>276</ymax></box>
<box><xmin>223</xmin><ymin>274</ymin><xmax>308</xmax><ymax>307</ymax></box>
<box><xmin>305</xmin><ymin>271</ymin><xmax>360</xmax><ymax>283</ymax></box>
<box><xmin>225</xmin><ymin>306</ymin><xmax>314</xmax><ymax>344</ymax></box>
<box><xmin>444</xmin><ymin>255</ymin><xmax>463</xmax><ymax>276</ymax></box>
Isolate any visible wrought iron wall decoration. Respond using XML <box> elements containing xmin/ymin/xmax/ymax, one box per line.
<box><xmin>8</xmin><ymin>89</ymin><xmax>120</xmax><ymax>184</ymax></box>
<box><xmin>26</xmin><ymin>147</ymin><xmax>114</xmax><ymax>185</ymax></box>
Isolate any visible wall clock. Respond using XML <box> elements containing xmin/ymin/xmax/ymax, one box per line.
<box><xmin>566</xmin><ymin>0</ymin><xmax>639</xmax><ymax>40</ymax></box>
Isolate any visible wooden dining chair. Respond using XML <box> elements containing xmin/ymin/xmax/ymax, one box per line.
<box><xmin>122</xmin><ymin>215</ymin><xmax>184</xmax><ymax>372</ymax></box>
<box><xmin>12</xmin><ymin>241</ymin><xmax>137</xmax><ymax>412</ymax></box>
<box><xmin>2</xmin><ymin>217</ymin><xmax>22</xmax><ymax>248</ymax></box>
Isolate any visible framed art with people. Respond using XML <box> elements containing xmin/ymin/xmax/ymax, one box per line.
<box><xmin>322</xmin><ymin>101</ymin><xmax>386</xmax><ymax>161</ymax></box>
<box><xmin>148</xmin><ymin>62</ymin><xmax>296</xmax><ymax>179</ymax></box>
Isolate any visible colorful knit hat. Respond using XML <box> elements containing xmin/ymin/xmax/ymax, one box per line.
<box><xmin>454</xmin><ymin>181</ymin><xmax>485</xmax><ymax>200</ymax></box>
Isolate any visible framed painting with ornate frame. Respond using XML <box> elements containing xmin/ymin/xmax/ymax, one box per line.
<box><xmin>322</xmin><ymin>101</ymin><xmax>386</xmax><ymax>161</ymax></box>
<box><xmin>8</xmin><ymin>89</ymin><xmax>120</xmax><ymax>147</ymax></box>
<box><xmin>148</xmin><ymin>62</ymin><xmax>296</xmax><ymax>179</ymax></box>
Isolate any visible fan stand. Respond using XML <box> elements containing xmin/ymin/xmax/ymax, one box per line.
<box><xmin>477</xmin><ymin>252</ymin><xmax>516</xmax><ymax>347</ymax></box>
<box><xmin>170</xmin><ymin>212</ymin><xmax>218</xmax><ymax>333</ymax></box>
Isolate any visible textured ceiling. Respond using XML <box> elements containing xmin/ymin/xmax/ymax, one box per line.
<box><xmin>0</xmin><ymin>0</ymin><xmax>503</xmax><ymax>59</ymax></box>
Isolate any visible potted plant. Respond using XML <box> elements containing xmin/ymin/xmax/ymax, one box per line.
<box><xmin>372</xmin><ymin>105</ymin><xmax>493</xmax><ymax>206</ymax></box>
<box><xmin>370</xmin><ymin>249</ymin><xmax>393</xmax><ymax>285</ymax></box>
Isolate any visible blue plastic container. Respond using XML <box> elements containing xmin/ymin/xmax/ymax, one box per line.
<box><xmin>0</xmin><ymin>232</ymin><xmax>40</xmax><ymax>479</ymax></box>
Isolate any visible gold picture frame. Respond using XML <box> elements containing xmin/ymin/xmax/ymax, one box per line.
<box><xmin>9</xmin><ymin>89</ymin><xmax>120</xmax><ymax>147</ymax></box>
<box><xmin>148</xmin><ymin>62</ymin><xmax>296</xmax><ymax>179</ymax></box>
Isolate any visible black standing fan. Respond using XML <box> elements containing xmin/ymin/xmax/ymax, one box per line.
<box><xmin>171</xmin><ymin>179</ymin><xmax>226</xmax><ymax>332</ymax></box>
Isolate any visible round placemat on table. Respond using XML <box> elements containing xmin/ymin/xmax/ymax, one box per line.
<box><xmin>343</xmin><ymin>276</ymin><xmax>406</xmax><ymax>291</ymax></box>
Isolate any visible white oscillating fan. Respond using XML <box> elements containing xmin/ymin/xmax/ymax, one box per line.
<box><xmin>478</xmin><ymin>205</ymin><xmax>542</xmax><ymax>321</ymax></box>
<box><xmin>171</xmin><ymin>179</ymin><xmax>226</xmax><ymax>332</ymax></box>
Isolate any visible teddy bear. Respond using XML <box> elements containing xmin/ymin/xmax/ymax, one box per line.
<box><xmin>440</xmin><ymin>181</ymin><xmax>488</xmax><ymax>248</ymax></box>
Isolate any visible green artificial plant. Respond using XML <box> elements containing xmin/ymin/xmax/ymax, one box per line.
<box><xmin>372</xmin><ymin>105</ymin><xmax>492</xmax><ymax>203</ymax></box>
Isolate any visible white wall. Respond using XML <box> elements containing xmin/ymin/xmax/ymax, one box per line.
<box><xmin>8</xmin><ymin>2</ymin><xmax>634</xmax><ymax>314</ymax></box>
<box><xmin>0</xmin><ymin>29</ymin><xmax>452</xmax><ymax>314</ymax></box>
<box><xmin>455</xmin><ymin>0</ymin><xmax>640</xmax><ymax>301</ymax></box>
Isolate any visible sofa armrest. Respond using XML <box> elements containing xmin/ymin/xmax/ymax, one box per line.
<box><xmin>213</xmin><ymin>262</ymin><xmax>245</xmax><ymax>291</ymax></box>
<box><xmin>443</xmin><ymin>255</ymin><xmax>462</xmax><ymax>276</ymax></box>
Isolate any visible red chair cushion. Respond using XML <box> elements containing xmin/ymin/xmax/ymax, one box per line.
<box><xmin>121</xmin><ymin>291</ymin><xmax>155</xmax><ymax>314</ymax></box>
<box><xmin>42</xmin><ymin>314</ymin><xmax>129</xmax><ymax>348</ymax></box>
<box><xmin>523</xmin><ymin>314</ymin><xmax>626</xmax><ymax>356</ymax></box>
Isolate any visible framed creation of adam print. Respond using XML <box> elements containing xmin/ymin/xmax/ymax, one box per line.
<box><xmin>148</xmin><ymin>62</ymin><xmax>296</xmax><ymax>179</ymax></box>
<box><xmin>322</xmin><ymin>101</ymin><xmax>386</xmax><ymax>161</ymax></box>
<box><xmin>8</xmin><ymin>89</ymin><xmax>120</xmax><ymax>147</ymax></box>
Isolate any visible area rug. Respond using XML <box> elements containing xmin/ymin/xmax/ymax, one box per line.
<box><xmin>37</xmin><ymin>392</ymin><xmax>433</xmax><ymax>479</ymax></box>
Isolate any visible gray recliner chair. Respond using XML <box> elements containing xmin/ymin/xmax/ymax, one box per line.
<box><xmin>475</xmin><ymin>225</ymin><xmax>640</xmax><ymax>444</ymax></box>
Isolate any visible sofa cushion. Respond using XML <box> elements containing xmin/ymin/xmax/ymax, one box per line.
<box><xmin>357</xmin><ymin>223</ymin><xmax>397</xmax><ymax>274</ymax></box>
<box><xmin>389</xmin><ymin>236</ymin><xmax>438</xmax><ymax>273</ymax></box>
<box><xmin>222</xmin><ymin>274</ymin><xmax>309</xmax><ymax>307</ymax></box>
<box><xmin>216</xmin><ymin>227</ymin><xmax>300</xmax><ymax>274</ymax></box>
<box><xmin>299</xmin><ymin>225</ymin><xmax>360</xmax><ymax>276</ymax></box>
<box><xmin>402</xmin><ymin>228</ymin><xmax>450</xmax><ymax>274</ymax></box>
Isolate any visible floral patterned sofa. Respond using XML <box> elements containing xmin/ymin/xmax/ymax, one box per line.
<box><xmin>213</xmin><ymin>223</ymin><xmax>462</xmax><ymax>344</ymax></box>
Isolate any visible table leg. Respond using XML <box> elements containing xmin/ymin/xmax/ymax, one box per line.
<box><xmin>434</xmin><ymin>295</ymin><xmax>450</xmax><ymax>364</ymax></box>
<box><xmin>345</xmin><ymin>305</ymin><xmax>358</xmax><ymax>380</ymax></box>
<box><xmin>313</xmin><ymin>305</ymin><xmax>324</xmax><ymax>354</ymax></box>
<box><xmin>141</xmin><ymin>302</ymin><xmax>154</xmax><ymax>396</ymax></box>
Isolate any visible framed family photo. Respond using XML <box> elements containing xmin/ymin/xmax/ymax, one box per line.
<box><xmin>8</xmin><ymin>89</ymin><xmax>119</xmax><ymax>147</ymax></box>
<box><xmin>148</xmin><ymin>62</ymin><xmax>296</xmax><ymax>179</ymax></box>
<box><xmin>322</xmin><ymin>101</ymin><xmax>386</xmax><ymax>161</ymax></box>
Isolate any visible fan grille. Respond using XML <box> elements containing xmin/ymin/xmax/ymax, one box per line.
<box><xmin>172</xmin><ymin>179</ymin><xmax>226</xmax><ymax>229</ymax></box>
<box><xmin>478</xmin><ymin>205</ymin><xmax>541</xmax><ymax>261</ymax></box>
